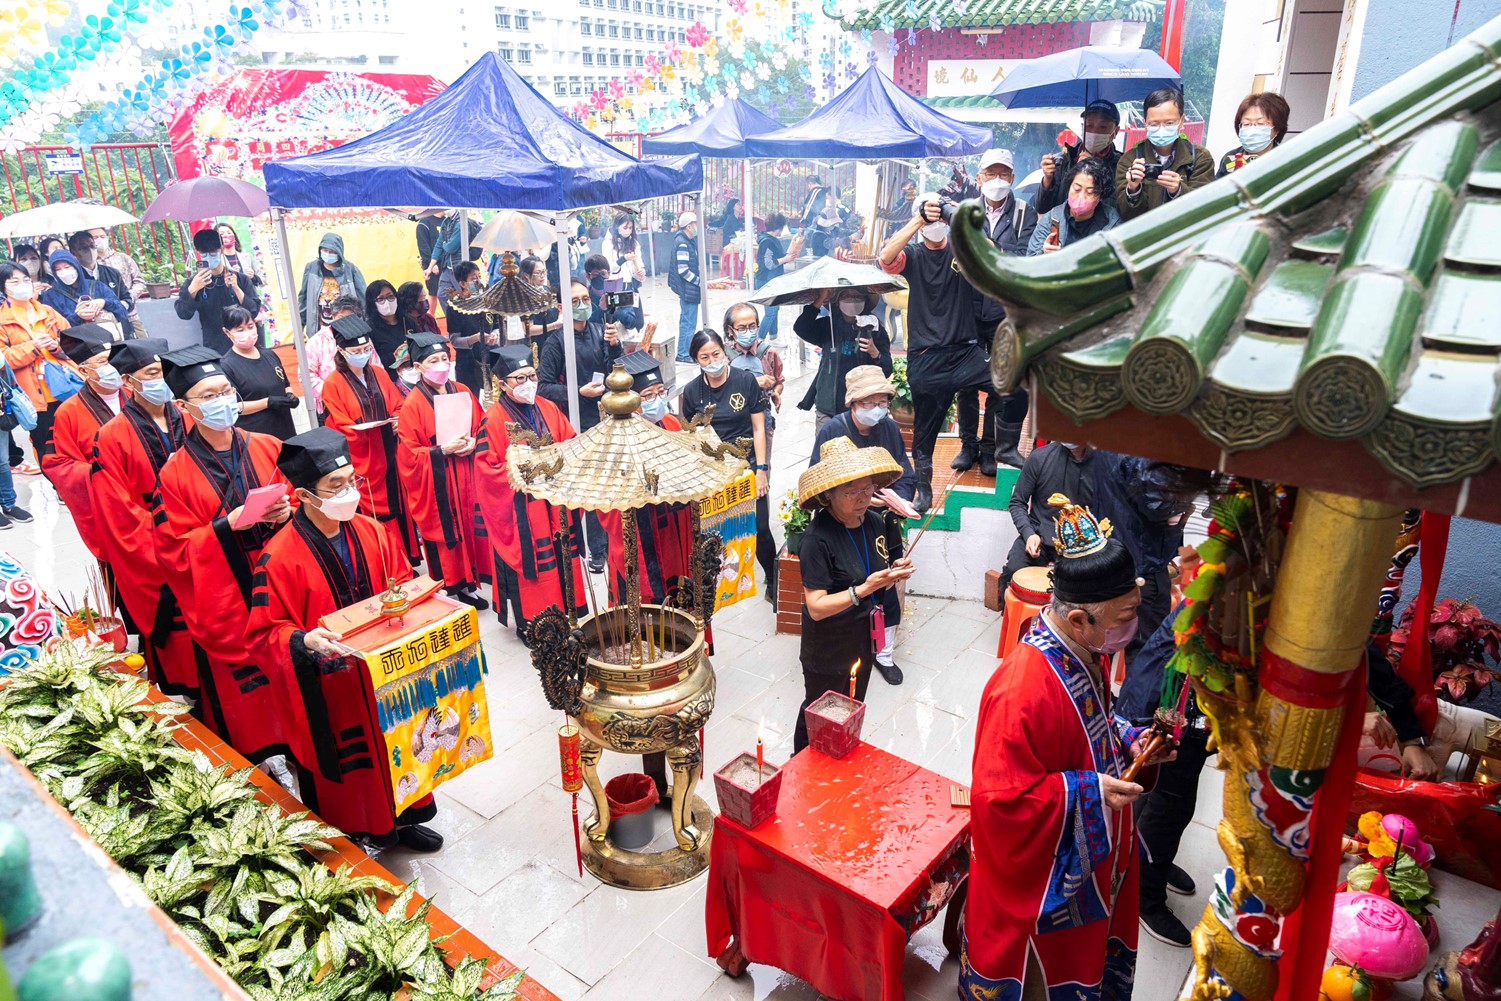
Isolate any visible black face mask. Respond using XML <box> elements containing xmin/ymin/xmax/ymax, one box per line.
<box><xmin>589</xmin><ymin>275</ymin><xmax>606</xmax><ymax>289</ymax></box>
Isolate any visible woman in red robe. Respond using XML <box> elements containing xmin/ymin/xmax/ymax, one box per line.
<box><xmin>474</xmin><ymin>345</ymin><xmax>586</xmax><ymax>640</ymax></box>
<box><xmin>320</xmin><ymin>315</ymin><xmax>417</xmax><ymax>563</ymax></box>
<box><xmin>394</xmin><ymin>332</ymin><xmax>487</xmax><ymax>608</ymax></box>
<box><xmin>42</xmin><ymin>324</ymin><xmax>124</xmax><ymax>562</ymax></box>
<box><xmin>600</xmin><ymin>352</ymin><xmax>693</xmax><ymax>605</ymax></box>
<box><xmin>250</xmin><ymin>427</ymin><xmax>441</xmax><ymax>850</ymax></box>
<box><xmin>963</xmin><ymin>498</ymin><xmax>1168</xmax><ymax>1001</ymax></box>
<box><xmin>154</xmin><ymin>345</ymin><xmax>294</xmax><ymax>762</ymax></box>
<box><xmin>89</xmin><ymin>338</ymin><xmax>203</xmax><ymax>698</ymax></box>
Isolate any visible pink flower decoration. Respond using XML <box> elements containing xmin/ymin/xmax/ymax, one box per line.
<box><xmin>591</xmin><ymin>89</ymin><xmax>608</xmax><ymax>110</ymax></box>
<box><xmin>730</xmin><ymin>0</ymin><xmax>748</xmax><ymax>11</ymax></box>
<box><xmin>644</xmin><ymin>55</ymin><xmax>661</xmax><ymax>75</ymax></box>
<box><xmin>609</xmin><ymin>78</ymin><xmax>624</xmax><ymax>98</ymax></box>
<box><xmin>685</xmin><ymin>22</ymin><xmax>709</xmax><ymax>47</ymax></box>
<box><xmin>664</xmin><ymin>43</ymin><xmax>682</xmax><ymax>63</ymax></box>
<box><xmin>627</xmin><ymin>70</ymin><xmax>644</xmax><ymax>87</ymax></box>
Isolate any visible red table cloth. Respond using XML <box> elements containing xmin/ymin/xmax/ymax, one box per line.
<box><xmin>705</xmin><ymin>742</ymin><xmax>970</xmax><ymax>1001</ymax></box>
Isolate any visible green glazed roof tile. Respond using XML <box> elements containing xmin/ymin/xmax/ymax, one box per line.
<box><xmin>1446</xmin><ymin>199</ymin><xmax>1501</xmax><ymax>268</ymax></box>
<box><xmin>1244</xmin><ymin>260</ymin><xmax>1332</xmax><ymax>333</ymax></box>
<box><xmin>836</xmin><ymin>0</ymin><xmax>1155</xmax><ymax>31</ymax></box>
<box><xmin>1423</xmin><ymin>273</ymin><xmax>1501</xmax><ymax>350</ymax></box>
<box><xmin>949</xmin><ymin>17</ymin><xmax>1501</xmax><ymax>492</ymax></box>
<box><xmin>1472</xmin><ymin>140</ymin><xmax>1501</xmax><ymax>191</ymax></box>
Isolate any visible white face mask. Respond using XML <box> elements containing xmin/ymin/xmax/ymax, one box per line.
<box><xmin>920</xmin><ymin>222</ymin><xmax>949</xmax><ymax>244</ymax></box>
<box><xmin>400</xmin><ymin>368</ymin><xmax>421</xmax><ymax>385</ymax></box>
<box><xmin>510</xmin><ymin>380</ymin><xmax>538</xmax><ymax>405</ymax></box>
<box><xmin>854</xmin><ymin>403</ymin><xmax>888</xmax><ymax>427</ymax></box>
<box><xmin>54</xmin><ymin>267</ymin><xmax>78</xmax><ymax>285</ymax></box>
<box><xmin>1083</xmin><ymin>130</ymin><xmax>1114</xmax><ymax>154</ymax></box>
<box><xmin>6</xmin><ymin>281</ymin><xmax>34</xmax><ymax>302</ymax></box>
<box><xmin>981</xmin><ymin>178</ymin><xmax>1012</xmax><ymax>202</ymax></box>
<box><xmin>376</xmin><ymin>298</ymin><xmax>398</xmax><ymax>317</ymax></box>
<box><xmin>20</xmin><ymin>260</ymin><xmax>40</xmax><ymax>277</ymax></box>
<box><xmin>93</xmin><ymin>236</ymin><xmax>110</xmax><ymax>254</ymax></box>
<box><xmin>309</xmin><ymin>484</ymin><xmax>360</xmax><ymax>522</ymax></box>
<box><xmin>838</xmin><ymin>300</ymin><xmax>863</xmax><ymax>318</ymax></box>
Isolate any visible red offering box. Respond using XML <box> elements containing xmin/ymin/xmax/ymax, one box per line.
<box><xmin>804</xmin><ymin>692</ymin><xmax>865</xmax><ymax>759</ymax></box>
<box><xmin>715</xmin><ymin>752</ymin><xmax>783</xmax><ymax>829</ymax></box>
<box><xmin>318</xmin><ymin>574</ymin><xmax>446</xmax><ymax>646</ymax></box>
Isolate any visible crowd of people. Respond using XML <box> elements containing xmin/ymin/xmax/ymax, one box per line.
<box><xmin>0</xmin><ymin>83</ymin><xmax>1331</xmax><ymax>1001</ymax></box>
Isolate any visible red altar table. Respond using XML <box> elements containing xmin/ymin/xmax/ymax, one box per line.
<box><xmin>705</xmin><ymin>743</ymin><xmax>970</xmax><ymax>1001</ymax></box>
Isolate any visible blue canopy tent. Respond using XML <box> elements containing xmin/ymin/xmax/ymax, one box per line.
<box><xmin>744</xmin><ymin>67</ymin><xmax>992</xmax><ymax>160</ymax></box>
<box><xmin>641</xmin><ymin>98</ymin><xmax>783</xmax><ymax>310</ymax></box>
<box><xmin>261</xmin><ymin>53</ymin><xmax>704</xmax><ymax>427</ymax></box>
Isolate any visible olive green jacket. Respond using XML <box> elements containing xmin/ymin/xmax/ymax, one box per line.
<box><xmin>1113</xmin><ymin>137</ymin><xmax>1217</xmax><ymax>220</ymax></box>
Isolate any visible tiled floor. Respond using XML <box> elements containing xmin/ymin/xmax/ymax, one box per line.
<box><xmin>17</xmin><ymin>301</ymin><xmax>1500</xmax><ymax>1001</ymax></box>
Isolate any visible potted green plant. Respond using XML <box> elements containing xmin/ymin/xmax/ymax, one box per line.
<box><xmin>1389</xmin><ymin>596</ymin><xmax>1501</xmax><ymax>701</ymax></box>
<box><xmin>140</xmin><ymin>255</ymin><xmax>176</xmax><ymax>299</ymax></box>
<box><xmin>776</xmin><ymin>487</ymin><xmax>812</xmax><ymax>556</ymax></box>
<box><xmin>888</xmin><ymin>357</ymin><xmax>915</xmax><ymax>448</ymax></box>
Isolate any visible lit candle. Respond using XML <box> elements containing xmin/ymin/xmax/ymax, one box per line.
<box><xmin>849</xmin><ymin>659</ymin><xmax>859</xmax><ymax>702</ymax></box>
<box><xmin>756</xmin><ymin>736</ymin><xmax>764</xmax><ymax>787</ymax></box>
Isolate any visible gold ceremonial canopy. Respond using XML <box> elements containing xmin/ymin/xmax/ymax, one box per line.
<box><xmin>447</xmin><ymin>251</ymin><xmax>557</xmax><ymax>317</ymax></box>
<box><xmin>506</xmin><ymin>363</ymin><xmax>748</xmax><ymax>512</ymax></box>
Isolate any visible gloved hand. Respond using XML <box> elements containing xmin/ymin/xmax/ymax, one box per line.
<box><xmin>267</xmin><ymin>393</ymin><xmax>300</xmax><ymax>411</ymax></box>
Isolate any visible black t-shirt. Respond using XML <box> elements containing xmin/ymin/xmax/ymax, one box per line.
<box><xmin>679</xmin><ymin>366</ymin><xmax>767</xmax><ymax>445</ymax></box>
<box><xmin>898</xmin><ymin>241</ymin><xmax>977</xmax><ymax>352</ymax></box>
<box><xmin>797</xmin><ymin>508</ymin><xmax>903</xmax><ymax>675</ymax></box>
<box><xmin>368</xmin><ymin>316</ymin><xmax>406</xmax><ymax>370</ymax></box>
<box><xmin>220</xmin><ymin>348</ymin><xmax>296</xmax><ymax>440</ymax></box>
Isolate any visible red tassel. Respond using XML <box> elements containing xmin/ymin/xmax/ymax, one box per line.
<box><xmin>571</xmin><ymin>793</ymin><xmax>582</xmax><ymax>878</ymax></box>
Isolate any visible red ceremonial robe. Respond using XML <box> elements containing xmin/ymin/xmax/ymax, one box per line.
<box><xmin>322</xmin><ymin>364</ymin><xmax>418</xmax><ymax>562</ymax></box>
<box><xmin>473</xmin><ymin>395</ymin><xmax>586</xmax><ymax>630</ymax></box>
<box><xmin>89</xmin><ymin>399</ymin><xmax>203</xmax><ymax>697</ymax></box>
<box><xmin>249</xmin><ymin>510</ymin><xmax>435</xmax><ymax>842</ymax></box>
<box><xmin>395</xmin><ymin>383</ymin><xmax>486</xmax><ymax>591</ymax></box>
<box><xmin>961</xmin><ymin>614</ymin><xmax>1144</xmax><ymax>1001</ymax></box>
<box><xmin>156</xmin><ymin>427</ymin><xmax>294</xmax><ymax>762</ymax></box>
<box><xmin>42</xmin><ymin>385</ymin><xmax>121</xmax><ymax>559</ymax></box>
<box><xmin>600</xmin><ymin>414</ymin><xmax>692</xmax><ymax>606</ymax></box>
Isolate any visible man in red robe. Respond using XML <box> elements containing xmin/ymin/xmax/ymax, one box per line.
<box><xmin>43</xmin><ymin>324</ymin><xmax>125</xmax><ymax>562</ymax></box>
<box><xmin>963</xmin><ymin>496</ymin><xmax>1171</xmax><ymax>1001</ymax></box>
<box><xmin>395</xmin><ymin>332</ymin><xmax>488</xmax><ymax>608</ymax></box>
<box><xmin>155</xmin><ymin>345</ymin><xmax>294</xmax><ymax>761</ymax></box>
<box><xmin>601</xmin><ymin>352</ymin><xmax>692</xmax><ymax>606</ymax></box>
<box><xmin>89</xmin><ymin>338</ymin><xmax>203</xmax><ymax>698</ymax></box>
<box><xmin>474</xmin><ymin>344</ymin><xmax>586</xmax><ymax>641</ymax></box>
<box><xmin>249</xmin><ymin>427</ymin><xmax>441</xmax><ymax>850</ymax></box>
<box><xmin>320</xmin><ymin>315</ymin><xmax>416</xmax><ymax>563</ymax></box>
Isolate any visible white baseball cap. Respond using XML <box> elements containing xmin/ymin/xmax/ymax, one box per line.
<box><xmin>678</xmin><ymin>212</ymin><xmax>697</xmax><ymax>228</ymax></box>
<box><xmin>978</xmin><ymin>148</ymin><xmax>1015</xmax><ymax>171</ymax></box>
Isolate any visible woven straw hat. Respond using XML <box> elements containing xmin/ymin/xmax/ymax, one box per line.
<box><xmin>797</xmin><ymin>437</ymin><xmax>903</xmax><ymax>510</ymax></box>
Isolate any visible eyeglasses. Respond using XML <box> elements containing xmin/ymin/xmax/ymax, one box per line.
<box><xmin>506</xmin><ymin>373</ymin><xmax>539</xmax><ymax>383</ymax></box>
<box><xmin>375</xmin><ymin>295</ymin><xmax>397</xmax><ymax>304</ymax></box>
<box><xmin>189</xmin><ymin>387</ymin><xmax>239</xmax><ymax>404</ymax></box>
<box><xmin>312</xmin><ymin>474</ymin><xmax>367</xmax><ymax>497</ymax></box>
<box><xmin>729</xmin><ymin>324</ymin><xmax>758</xmax><ymax>335</ymax></box>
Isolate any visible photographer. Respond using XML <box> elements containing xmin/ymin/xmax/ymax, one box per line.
<box><xmin>174</xmin><ymin>228</ymin><xmax>261</xmax><ymax>354</ymax></box>
<box><xmin>878</xmin><ymin>193</ymin><xmax>990</xmax><ymax>513</ymax></box>
<box><xmin>1116</xmin><ymin>88</ymin><xmax>1215</xmax><ymax>220</ymax></box>
<box><xmin>1034</xmin><ymin>100</ymin><xmax>1123</xmax><ymax>216</ymax></box>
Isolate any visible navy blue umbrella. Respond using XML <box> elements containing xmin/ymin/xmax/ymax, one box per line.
<box><xmin>990</xmin><ymin>45</ymin><xmax>1181</xmax><ymax>110</ymax></box>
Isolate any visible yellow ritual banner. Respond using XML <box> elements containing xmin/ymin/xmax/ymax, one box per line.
<box><xmin>701</xmin><ymin>471</ymin><xmax>757</xmax><ymax>611</ymax></box>
<box><xmin>361</xmin><ymin>604</ymin><xmax>493</xmax><ymax>812</ymax></box>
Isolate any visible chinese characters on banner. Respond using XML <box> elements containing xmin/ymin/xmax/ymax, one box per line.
<box><xmin>700</xmin><ymin>471</ymin><xmax>758</xmax><ymax>612</ymax></box>
<box><xmin>360</xmin><ymin>603</ymin><xmax>494</xmax><ymax>813</ymax></box>
<box><xmin>925</xmin><ymin>58</ymin><xmax>1035</xmax><ymax>99</ymax></box>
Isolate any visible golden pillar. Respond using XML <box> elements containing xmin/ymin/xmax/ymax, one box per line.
<box><xmin>1189</xmin><ymin>490</ymin><xmax>1402</xmax><ymax>1001</ymax></box>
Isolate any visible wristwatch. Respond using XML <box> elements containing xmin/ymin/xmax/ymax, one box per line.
<box><xmin>753</xmin><ymin>463</ymin><xmax>769</xmax><ymax>471</ymax></box>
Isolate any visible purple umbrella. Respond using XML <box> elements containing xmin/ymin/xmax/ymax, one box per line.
<box><xmin>140</xmin><ymin>176</ymin><xmax>270</xmax><ymax>222</ymax></box>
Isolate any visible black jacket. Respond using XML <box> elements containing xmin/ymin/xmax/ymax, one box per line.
<box><xmin>537</xmin><ymin>322</ymin><xmax>623</xmax><ymax>431</ymax></box>
<box><xmin>974</xmin><ymin>194</ymin><xmax>1037</xmax><ymax>327</ymax></box>
<box><xmin>83</xmin><ymin>260</ymin><xmax>134</xmax><ymax>312</ymax></box>
<box><xmin>415</xmin><ymin>216</ymin><xmax>440</xmax><ymax>270</ymax></box>
<box><xmin>811</xmin><ymin>411</ymin><xmax>916</xmax><ymax>502</ymax></box>
<box><xmin>174</xmin><ymin>269</ymin><xmax>262</xmax><ymax>354</ymax></box>
<box><xmin>1091</xmin><ymin>451</ymin><xmax>1211</xmax><ymax>576</ymax></box>
<box><xmin>1008</xmin><ymin>442</ymin><xmax>1095</xmax><ymax>548</ymax></box>
<box><xmin>793</xmin><ymin>304</ymin><xmax>893</xmax><ymax>417</ymax></box>
<box><xmin>1033</xmin><ymin>143</ymin><xmax>1123</xmax><ymax>215</ymax></box>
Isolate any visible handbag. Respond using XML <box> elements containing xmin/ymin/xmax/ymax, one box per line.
<box><xmin>42</xmin><ymin>358</ymin><xmax>84</xmax><ymax>403</ymax></box>
<box><xmin>0</xmin><ymin>369</ymin><xmax>36</xmax><ymax>432</ymax></box>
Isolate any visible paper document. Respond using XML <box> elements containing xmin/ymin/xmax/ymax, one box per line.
<box><xmin>433</xmin><ymin>392</ymin><xmax>473</xmax><ymax>446</ymax></box>
<box><xmin>233</xmin><ymin>484</ymin><xmax>288</xmax><ymax>528</ymax></box>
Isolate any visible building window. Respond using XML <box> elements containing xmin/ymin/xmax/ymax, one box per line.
<box><xmin>555</xmin><ymin>81</ymin><xmax>568</xmax><ymax>95</ymax></box>
<box><xmin>517</xmin><ymin>46</ymin><xmax>532</xmax><ymax>63</ymax></box>
<box><xmin>499</xmin><ymin>44</ymin><xmax>514</xmax><ymax>59</ymax></box>
<box><xmin>580</xmin><ymin>16</ymin><xmax>590</xmax><ymax>32</ymax></box>
<box><xmin>635</xmin><ymin>53</ymin><xmax>644</xmax><ymax>65</ymax></box>
<box><xmin>633</xmin><ymin>24</ymin><xmax>642</xmax><ymax>38</ymax></box>
<box><xmin>570</xmin><ymin>76</ymin><xmax>582</xmax><ymax>94</ymax></box>
<box><xmin>494</xmin><ymin>6</ymin><xmax>511</xmax><ymax>26</ymax></box>
<box><xmin>378</xmin><ymin>54</ymin><xmax>397</xmax><ymax>64</ymax></box>
<box><xmin>608</xmin><ymin>22</ymin><xmax>618</xmax><ymax>36</ymax></box>
<box><xmin>515</xmin><ymin>11</ymin><xmax>529</xmax><ymax>28</ymax></box>
<box><xmin>582</xmin><ymin>48</ymin><xmax>593</xmax><ymax>64</ymax></box>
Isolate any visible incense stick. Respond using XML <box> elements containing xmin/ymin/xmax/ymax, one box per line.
<box><xmin>902</xmin><ymin>481</ymin><xmax>957</xmax><ymax>559</ymax></box>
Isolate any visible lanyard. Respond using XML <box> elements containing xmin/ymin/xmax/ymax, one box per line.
<box><xmin>845</xmin><ymin>523</ymin><xmax>872</xmax><ymax>578</ymax></box>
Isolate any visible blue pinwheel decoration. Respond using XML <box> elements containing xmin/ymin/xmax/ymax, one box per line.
<box><xmin>879</xmin><ymin>14</ymin><xmax>894</xmax><ymax>32</ymax></box>
<box><xmin>926</xmin><ymin>11</ymin><xmax>940</xmax><ymax>29</ymax></box>
<box><xmin>231</xmin><ymin>6</ymin><xmax>259</xmax><ymax>36</ymax></box>
<box><xmin>866</xmin><ymin>50</ymin><xmax>879</xmax><ymax>65</ymax></box>
<box><xmin>204</xmin><ymin>24</ymin><xmax>236</xmax><ymax>53</ymax></box>
<box><xmin>802</xmin><ymin>84</ymin><xmax>817</xmax><ymax>100</ymax></box>
<box><xmin>903</xmin><ymin>0</ymin><xmax>918</xmax><ymax>17</ymax></box>
<box><xmin>887</xmin><ymin>36</ymin><xmax>901</xmax><ymax>55</ymax></box>
<box><xmin>860</xmin><ymin>28</ymin><xmax>871</xmax><ymax>44</ymax></box>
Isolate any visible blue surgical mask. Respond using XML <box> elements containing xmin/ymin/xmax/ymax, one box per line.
<box><xmin>344</xmin><ymin>348</ymin><xmax>372</xmax><ymax>369</ymax></box>
<box><xmin>320</xmin><ymin>250</ymin><xmax>339</xmax><ymax>265</ymax></box>
<box><xmin>1238</xmin><ymin>124</ymin><xmax>1274</xmax><ymax>153</ymax></box>
<box><xmin>193</xmin><ymin>395</ymin><xmax>240</xmax><ymax>431</ymax></box>
<box><xmin>641</xmin><ymin>396</ymin><xmax>669</xmax><ymax>422</ymax></box>
<box><xmin>701</xmin><ymin>359</ymin><xmax>727</xmax><ymax>378</ymax></box>
<box><xmin>136</xmin><ymin>377</ymin><xmax>174</xmax><ymax>405</ymax></box>
<box><xmin>854</xmin><ymin>403</ymin><xmax>889</xmax><ymax>427</ymax></box>
<box><xmin>734</xmin><ymin>329</ymin><xmax>757</xmax><ymax>349</ymax></box>
<box><xmin>572</xmin><ymin>301</ymin><xmax>593</xmax><ymax>323</ymax></box>
<box><xmin>92</xmin><ymin>364</ymin><xmax>122</xmax><ymax>392</ymax></box>
<box><xmin>1146</xmin><ymin>124</ymin><xmax>1180</xmax><ymax>148</ymax></box>
<box><xmin>199</xmin><ymin>254</ymin><xmax>222</xmax><ymax>270</ymax></box>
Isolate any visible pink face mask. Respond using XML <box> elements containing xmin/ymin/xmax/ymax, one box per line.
<box><xmin>422</xmin><ymin>362</ymin><xmax>451</xmax><ymax>386</ymax></box>
<box><xmin>1086</xmin><ymin>616</ymin><xmax>1138</xmax><ymax>656</ymax></box>
<box><xmin>229</xmin><ymin>327</ymin><xmax>259</xmax><ymax>349</ymax></box>
<box><xmin>1068</xmin><ymin>194</ymin><xmax>1100</xmax><ymax>216</ymax></box>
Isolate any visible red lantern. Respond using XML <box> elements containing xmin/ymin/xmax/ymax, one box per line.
<box><xmin>559</xmin><ymin>724</ymin><xmax>584</xmax><ymax>876</ymax></box>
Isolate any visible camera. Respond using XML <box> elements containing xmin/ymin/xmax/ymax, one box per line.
<box><xmin>604</xmin><ymin>290</ymin><xmax>639</xmax><ymax>311</ymax></box>
<box><xmin>1142</xmin><ymin>162</ymin><xmax>1166</xmax><ymax>180</ymax></box>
